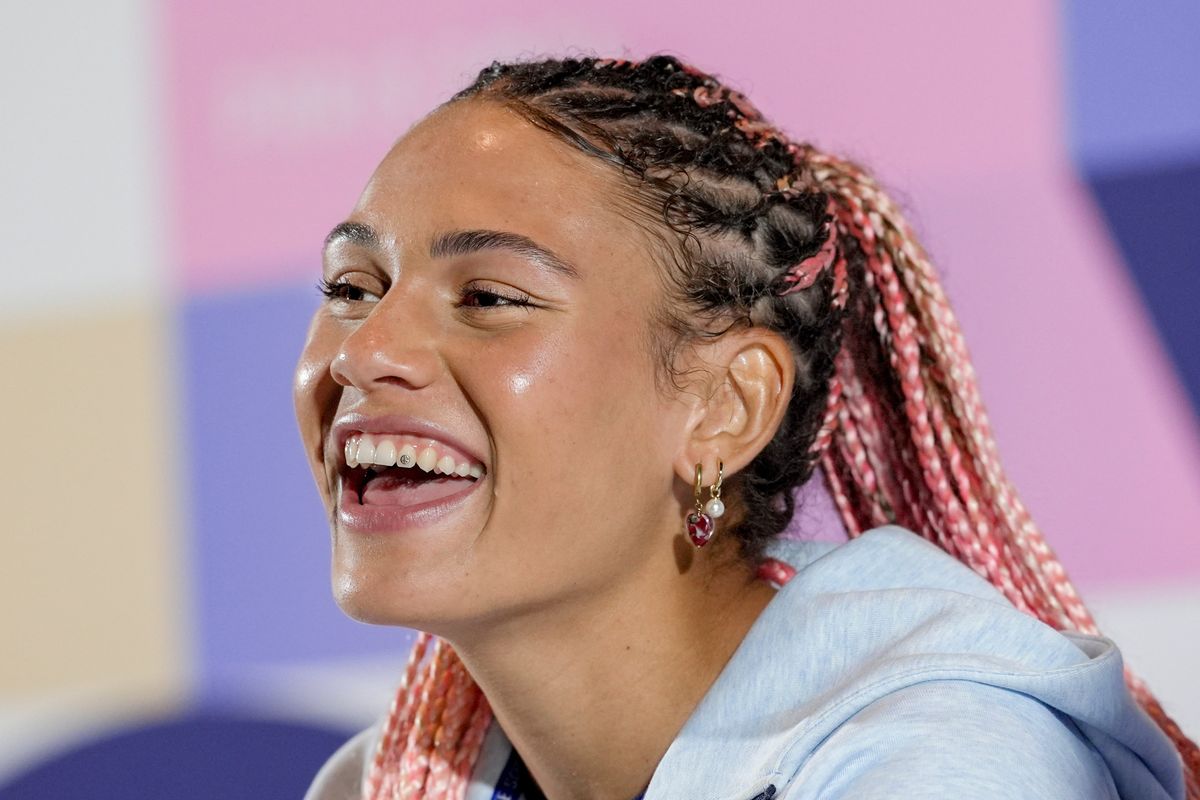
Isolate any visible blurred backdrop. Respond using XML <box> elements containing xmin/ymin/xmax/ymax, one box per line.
<box><xmin>2</xmin><ymin>0</ymin><xmax>1198</xmax><ymax>796</ymax></box>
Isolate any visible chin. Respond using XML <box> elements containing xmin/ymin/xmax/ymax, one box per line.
<box><xmin>330</xmin><ymin>555</ymin><xmax>474</xmax><ymax>631</ymax></box>
<box><xmin>331</xmin><ymin>566</ymin><xmax>418</xmax><ymax>626</ymax></box>
<box><xmin>332</xmin><ymin>574</ymin><xmax>395</xmax><ymax>625</ymax></box>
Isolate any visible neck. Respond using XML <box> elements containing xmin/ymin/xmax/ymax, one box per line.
<box><xmin>446</xmin><ymin>538</ymin><xmax>778</xmax><ymax>800</ymax></box>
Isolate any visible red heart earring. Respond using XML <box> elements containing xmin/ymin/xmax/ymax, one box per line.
<box><xmin>685</xmin><ymin>459</ymin><xmax>724</xmax><ymax>548</ymax></box>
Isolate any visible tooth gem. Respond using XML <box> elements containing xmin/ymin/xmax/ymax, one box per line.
<box><xmin>398</xmin><ymin>444</ymin><xmax>417</xmax><ymax>467</ymax></box>
<box><xmin>686</xmin><ymin>512</ymin><xmax>714</xmax><ymax>548</ymax></box>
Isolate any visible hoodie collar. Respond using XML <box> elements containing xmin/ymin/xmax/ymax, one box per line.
<box><xmin>639</xmin><ymin>527</ymin><xmax>1119</xmax><ymax>800</ymax></box>
<box><xmin>472</xmin><ymin>537</ymin><xmax>839</xmax><ymax>800</ymax></box>
<box><xmin>638</xmin><ymin>537</ymin><xmax>838</xmax><ymax>800</ymax></box>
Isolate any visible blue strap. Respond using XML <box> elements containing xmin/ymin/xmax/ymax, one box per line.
<box><xmin>491</xmin><ymin>748</ymin><xmax>527</xmax><ymax>800</ymax></box>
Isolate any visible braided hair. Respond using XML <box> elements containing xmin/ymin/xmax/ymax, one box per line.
<box><xmin>363</xmin><ymin>54</ymin><xmax>1200</xmax><ymax>799</ymax></box>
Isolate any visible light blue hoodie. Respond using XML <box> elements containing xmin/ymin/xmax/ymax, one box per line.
<box><xmin>306</xmin><ymin>524</ymin><xmax>1186</xmax><ymax>799</ymax></box>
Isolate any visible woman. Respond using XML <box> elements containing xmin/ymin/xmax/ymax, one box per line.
<box><xmin>294</xmin><ymin>55</ymin><xmax>1196</xmax><ymax>799</ymax></box>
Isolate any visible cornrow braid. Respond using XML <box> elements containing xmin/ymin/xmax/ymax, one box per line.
<box><xmin>362</xmin><ymin>54</ymin><xmax>1199</xmax><ymax>799</ymax></box>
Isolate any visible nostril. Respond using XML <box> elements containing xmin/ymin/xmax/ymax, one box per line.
<box><xmin>329</xmin><ymin>350</ymin><xmax>360</xmax><ymax>390</ymax></box>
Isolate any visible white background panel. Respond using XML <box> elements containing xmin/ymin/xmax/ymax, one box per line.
<box><xmin>1088</xmin><ymin>582</ymin><xmax>1200</xmax><ymax>736</ymax></box>
<box><xmin>0</xmin><ymin>0</ymin><xmax>166</xmax><ymax>320</ymax></box>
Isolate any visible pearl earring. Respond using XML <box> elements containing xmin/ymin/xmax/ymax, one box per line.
<box><xmin>685</xmin><ymin>459</ymin><xmax>724</xmax><ymax>548</ymax></box>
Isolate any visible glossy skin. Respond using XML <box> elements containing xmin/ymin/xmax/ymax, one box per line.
<box><xmin>296</xmin><ymin>98</ymin><xmax>765</xmax><ymax>631</ymax></box>
<box><xmin>294</xmin><ymin>98</ymin><xmax>793</xmax><ymax>798</ymax></box>
<box><xmin>294</xmin><ymin>95</ymin><xmax>796</xmax><ymax>800</ymax></box>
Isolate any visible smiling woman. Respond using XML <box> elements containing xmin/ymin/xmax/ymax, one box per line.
<box><xmin>293</xmin><ymin>55</ymin><xmax>1196</xmax><ymax>800</ymax></box>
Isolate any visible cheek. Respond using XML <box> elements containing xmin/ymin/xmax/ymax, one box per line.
<box><xmin>490</xmin><ymin>321</ymin><xmax>644</xmax><ymax>429</ymax></box>
<box><xmin>470</xmin><ymin>317</ymin><xmax>662</xmax><ymax>515</ymax></box>
<box><xmin>293</xmin><ymin>315</ymin><xmax>343</xmax><ymax>476</ymax></box>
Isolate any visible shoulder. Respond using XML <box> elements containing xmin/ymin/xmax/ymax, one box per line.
<box><xmin>758</xmin><ymin>525</ymin><xmax>1098</xmax><ymax>684</ymax></box>
<box><xmin>303</xmin><ymin>714</ymin><xmax>516</xmax><ymax>800</ymax></box>
<box><xmin>765</xmin><ymin>524</ymin><xmax>1014</xmax><ymax>603</ymax></box>
<box><xmin>783</xmin><ymin>679</ymin><xmax>1122</xmax><ymax>799</ymax></box>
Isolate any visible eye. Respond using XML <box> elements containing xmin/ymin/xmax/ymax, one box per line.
<box><xmin>318</xmin><ymin>277</ymin><xmax>382</xmax><ymax>303</ymax></box>
<box><xmin>457</xmin><ymin>283</ymin><xmax>535</xmax><ymax>310</ymax></box>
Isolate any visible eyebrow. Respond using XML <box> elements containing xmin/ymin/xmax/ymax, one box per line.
<box><xmin>323</xmin><ymin>222</ymin><xmax>581</xmax><ymax>281</ymax></box>
<box><xmin>324</xmin><ymin>221</ymin><xmax>378</xmax><ymax>249</ymax></box>
<box><xmin>432</xmin><ymin>229</ymin><xmax>581</xmax><ymax>281</ymax></box>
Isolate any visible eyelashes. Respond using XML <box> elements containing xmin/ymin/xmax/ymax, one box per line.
<box><xmin>317</xmin><ymin>278</ymin><xmax>534</xmax><ymax>310</ymax></box>
<box><xmin>459</xmin><ymin>287</ymin><xmax>534</xmax><ymax>309</ymax></box>
<box><xmin>317</xmin><ymin>277</ymin><xmax>374</xmax><ymax>303</ymax></box>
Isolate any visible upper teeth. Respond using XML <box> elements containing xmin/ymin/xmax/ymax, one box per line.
<box><xmin>344</xmin><ymin>433</ymin><xmax>484</xmax><ymax>479</ymax></box>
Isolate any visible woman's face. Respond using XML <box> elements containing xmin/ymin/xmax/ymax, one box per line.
<box><xmin>294</xmin><ymin>99</ymin><xmax>699</xmax><ymax>632</ymax></box>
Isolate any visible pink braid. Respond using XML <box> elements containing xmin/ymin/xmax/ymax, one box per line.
<box><xmin>365</xmin><ymin>637</ymin><xmax>492</xmax><ymax>800</ymax></box>
<box><xmin>801</xmin><ymin>145</ymin><xmax>1200</xmax><ymax>798</ymax></box>
<box><xmin>363</xmin><ymin>631</ymin><xmax>432</xmax><ymax>798</ymax></box>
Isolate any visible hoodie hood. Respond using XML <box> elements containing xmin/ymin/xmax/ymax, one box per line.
<box><xmin>636</xmin><ymin>525</ymin><xmax>1184</xmax><ymax>799</ymax></box>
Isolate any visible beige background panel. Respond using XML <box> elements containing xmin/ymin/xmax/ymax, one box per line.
<box><xmin>0</xmin><ymin>308</ymin><xmax>189</xmax><ymax>700</ymax></box>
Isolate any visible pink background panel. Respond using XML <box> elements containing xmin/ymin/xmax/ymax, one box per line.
<box><xmin>915</xmin><ymin>171</ymin><xmax>1200</xmax><ymax>587</ymax></box>
<box><xmin>166</xmin><ymin>0</ymin><xmax>1058</xmax><ymax>289</ymax></box>
<box><xmin>165</xmin><ymin>0</ymin><xmax>1200</xmax><ymax>588</ymax></box>
<box><xmin>166</xmin><ymin>1</ymin><xmax>626</xmax><ymax>289</ymax></box>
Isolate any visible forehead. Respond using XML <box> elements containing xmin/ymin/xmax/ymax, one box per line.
<box><xmin>352</xmin><ymin>99</ymin><xmax>646</xmax><ymax>261</ymax></box>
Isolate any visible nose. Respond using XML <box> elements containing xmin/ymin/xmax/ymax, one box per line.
<box><xmin>329</xmin><ymin>296</ymin><xmax>441</xmax><ymax>393</ymax></box>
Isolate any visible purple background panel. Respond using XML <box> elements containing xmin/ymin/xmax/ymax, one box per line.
<box><xmin>1088</xmin><ymin>162</ymin><xmax>1200</xmax><ymax>427</ymax></box>
<box><xmin>0</xmin><ymin>714</ymin><xmax>349</xmax><ymax>799</ymax></box>
<box><xmin>1061</xmin><ymin>0</ymin><xmax>1200</xmax><ymax>172</ymax></box>
<box><xmin>179</xmin><ymin>282</ymin><xmax>413</xmax><ymax>682</ymax></box>
<box><xmin>1061</xmin><ymin>0</ymin><xmax>1200</xmax><ymax>441</ymax></box>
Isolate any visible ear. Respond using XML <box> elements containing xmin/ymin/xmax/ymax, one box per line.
<box><xmin>675</xmin><ymin>327</ymin><xmax>795</xmax><ymax>488</ymax></box>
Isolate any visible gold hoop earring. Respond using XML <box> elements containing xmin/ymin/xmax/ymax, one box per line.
<box><xmin>685</xmin><ymin>459</ymin><xmax>723</xmax><ymax>548</ymax></box>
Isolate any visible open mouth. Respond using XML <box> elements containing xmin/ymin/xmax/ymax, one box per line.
<box><xmin>336</xmin><ymin>432</ymin><xmax>487</xmax><ymax>512</ymax></box>
<box><xmin>344</xmin><ymin>463</ymin><xmax>480</xmax><ymax>507</ymax></box>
